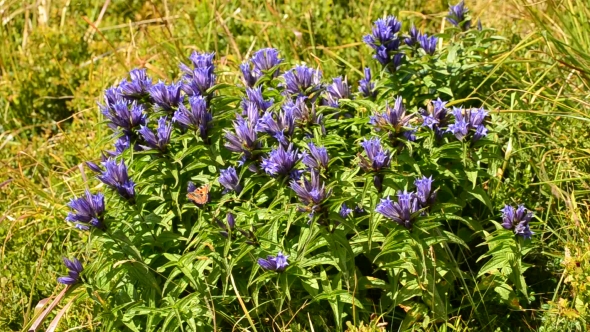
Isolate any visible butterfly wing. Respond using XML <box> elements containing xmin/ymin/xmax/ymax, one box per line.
<box><xmin>187</xmin><ymin>184</ymin><xmax>209</xmax><ymax>205</ymax></box>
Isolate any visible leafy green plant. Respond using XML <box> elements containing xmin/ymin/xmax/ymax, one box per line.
<box><xmin>39</xmin><ymin>6</ymin><xmax>545</xmax><ymax>331</ymax></box>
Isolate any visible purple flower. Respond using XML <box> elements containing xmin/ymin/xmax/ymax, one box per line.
<box><xmin>422</xmin><ymin>98</ymin><xmax>449</xmax><ymax>140</ymax></box>
<box><xmin>363</xmin><ymin>16</ymin><xmax>404</xmax><ymax>69</ymax></box>
<box><xmin>447</xmin><ymin>1</ymin><xmax>471</xmax><ymax>30</ymax></box>
<box><xmin>261</xmin><ymin>144</ymin><xmax>300</xmax><ymax>178</ymax></box>
<box><xmin>363</xmin><ymin>16</ymin><xmax>402</xmax><ymax>48</ymax></box>
<box><xmin>340</xmin><ymin>203</ymin><xmax>353</xmax><ymax>218</ymax></box>
<box><xmin>107</xmin><ymin>134</ymin><xmax>132</xmax><ymax>157</ymax></box>
<box><xmin>179</xmin><ymin>52</ymin><xmax>216</xmax><ymax>96</ymax></box>
<box><xmin>242</xmin><ymin>87</ymin><xmax>274</xmax><ymax>113</ymax></box>
<box><xmin>224</xmin><ymin>113</ymin><xmax>259</xmax><ymax>159</ymax></box>
<box><xmin>241</xmin><ymin>48</ymin><xmax>283</xmax><ymax>87</ymax></box>
<box><xmin>290</xmin><ymin>170</ymin><xmax>330</xmax><ymax>207</ymax></box>
<box><xmin>501</xmin><ymin>205</ymin><xmax>534</xmax><ymax>239</ymax></box>
<box><xmin>418</xmin><ymin>33</ymin><xmax>438</xmax><ymax>55</ymax></box>
<box><xmin>139</xmin><ymin>117</ymin><xmax>172</xmax><ymax>151</ymax></box>
<box><xmin>57</xmin><ymin>257</ymin><xmax>84</xmax><ymax>285</ymax></box>
<box><xmin>173</xmin><ymin>96</ymin><xmax>212</xmax><ymax>140</ymax></box>
<box><xmin>376</xmin><ymin>191</ymin><xmax>420</xmax><ymax>229</ymax></box>
<box><xmin>370</xmin><ymin>96</ymin><xmax>414</xmax><ymax>134</ymax></box>
<box><xmin>414</xmin><ymin>176</ymin><xmax>436</xmax><ymax>207</ymax></box>
<box><xmin>149</xmin><ymin>82</ymin><xmax>183</xmax><ymax>112</ymax></box>
<box><xmin>97</xmin><ymin>159</ymin><xmax>136</xmax><ymax>201</ymax></box>
<box><xmin>100</xmin><ymin>99</ymin><xmax>147</xmax><ymax>134</ymax></box>
<box><xmin>300</xmin><ymin>142</ymin><xmax>329</xmax><ymax>171</ymax></box>
<box><xmin>120</xmin><ymin>68</ymin><xmax>152</xmax><ymax>99</ymax></box>
<box><xmin>86</xmin><ymin>161</ymin><xmax>103</xmax><ymax>173</ymax></box>
<box><xmin>255</xmin><ymin>107</ymin><xmax>295</xmax><ymax>146</ymax></box>
<box><xmin>182</xmin><ymin>67</ymin><xmax>216</xmax><ymax>96</ymax></box>
<box><xmin>282</xmin><ymin>65</ymin><xmax>322</xmax><ymax>95</ymax></box>
<box><xmin>358</xmin><ymin>67</ymin><xmax>376</xmax><ymax>98</ymax></box>
<box><xmin>284</xmin><ymin>97</ymin><xmax>319</xmax><ymax>126</ymax></box>
<box><xmin>447</xmin><ymin>107</ymin><xmax>488</xmax><ymax>141</ymax></box>
<box><xmin>240</xmin><ymin>63</ymin><xmax>257</xmax><ymax>87</ymax></box>
<box><xmin>404</xmin><ymin>25</ymin><xmax>420</xmax><ymax>46</ymax></box>
<box><xmin>219</xmin><ymin>167</ymin><xmax>242</xmax><ymax>194</ymax></box>
<box><xmin>324</xmin><ymin>77</ymin><xmax>351</xmax><ymax>108</ymax></box>
<box><xmin>359</xmin><ymin>137</ymin><xmax>391</xmax><ymax>172</ymax></box>
<box><xmin>252</xmin><ymin>48</ymin><xmax>283</xmax><ymax>74</ymax></box>
<box><xmin>217</xmin><ymin>212</ymin><xmax>236</xmax><ymax>238</ymax></box>
<box><xmin>258</xmin><ymin>251</ymin><xmax>289</xmax><ymax>272</ymax></box>
<box><xmin>180</xmin><ymin>51</ymin><xmax>215</xmax><ymax>75</ymax></box>
<box><xmin>65</xmin><ymin>190</ymin><xmax>105</xmax><ymax>231</ymax></box>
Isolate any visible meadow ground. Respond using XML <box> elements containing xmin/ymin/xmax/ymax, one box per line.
<box><xmin>0</xmin><ymin>0</ymin><xmax>589</xmax><ymax>331</ymax></box>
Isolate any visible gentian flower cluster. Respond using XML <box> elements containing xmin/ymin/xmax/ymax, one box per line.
<box><xmin>258</xmin><ymin>251</ymin><xmax>289</xmax><ymax>272</ymax></box>
<box><xmin>282</xmin><ymin>64</ymin><xmax>322</xmax><ymax>96</ymax></box>
<box><xmin>421</xmin><ymin>98</ymin><xmax>450</xmax><ymax>139</ymax></box>
<box><xmin>376</xmin><ymin>176</ymin><xmax>437</xmax><ymax>229</ymax></box>
<box><xmin>300</xmin><ymin>143</ymin><xmax>329</xmax><ymax>171</ymax></box>
<box><xmin>173</xmin><ymin>95</ymin><xmax>212</xmax><ymax>141</ymax></box>
<box><xmin>370</xmin><ymin>96</ymin><xmax>416</xmax><ymax>141</ymax></box>
<box><xmin>240</xmin><ymin>48</ymin><xmax>283</xmax><ymax>87</ymax></box>
<box><xmin>99</xmin><ymin>93</ymin><xmax>147</xmax><ymax>136</ymax></box>
<box><xmin>376</xmin><ymin>191</ymin><xmax>420</xmax><ymax>229</ymax></box>
<box><xmin>290</xmin><ymin>170</ymin><xmax>331</xmax><ymax>221</ymax></box>
<box><xmin>65</xmin><ymin>190</ymin><xmax>106</xmax><ymax>231</ymax></box>
<box><xmin>447</xmin><ymin>1</ymin><xmax>471</xmax><ymax>31</ymax></box>
<box><xmin>219</xmin><ymin>167</ymin><xmax>242</xmax><ymax>194</ymax></box>
<box><xmin>447</xmin><ymin>107</ymin><xmax>488</xmax><ymax>141</ymax></box>
<box><xmin>224</xmin><ymin>108</ymin><xmax>260</xmax><ymax>161</ymax></box>
<box><xmin>119</xmin><ymin>68</ymin><xmax>153</xmax><ymax>99</ymax></box>
<box><xmin>255</xmin><ymin>107</ymin><xmax>295</xmax><ymax>146</ymax></box>
<box><xmin>261</xmin><ymin>144</ymin><xmax>301</xmax><ymax>179</ymax></box>
<box><xmin>180</xmin><ymin>51</ymin><xmax>216</xmax><ymax>97</ymax></box>
<box><xmin>149</xmin><ymin>81</ymin><xmax>183</xmax><ymax>112</ymax></box>
<box><xmin>404</xmin><ymin>25</ymin><xmax>438</xmax><ymax>55</ymax></box>
<box><xmin>138</xmin><ymin>117</ymin><xmax>173</xmax><ymax>152</ymax></box>
<box><xmin>324</xmin><ymin>77</ymin><xmax>351</xmax><ymax>108</ymax></box>
<box><xmin>242</xmin><ymin>87</ymin><xmax>273</xmax><ymax>113</ymax></box>
<box><xmin>501</xmin><ymin>205</ymin><xmax>534</xmax><ymax>239</ymax></box>
<box><xmin>97</xmin><ymin>159</ymin><xmax>136</xmax><ymax>202</ymax></box>
<box><xmin>363</xmin><ymin>16</ymin><xmax>404</xmax><ymax>70</ymax></box>
<box><xmin>358</xmin><ymin>68</ymin><xmax>376</xmax><ymax>98</ymax></box>
<box><xmin>283</xmin><ymin>97</ymin><xmax>324</xmax><ymax>134</ymax></box>
<box><xmin>57</xmin><ymin>257</ymin><xmax>84</xmax><ymax>285</ymax></box>
<box><xmin>359</xmin><ymin>137</ymin><xmax>391</xmax><ymax>173</ymax></box>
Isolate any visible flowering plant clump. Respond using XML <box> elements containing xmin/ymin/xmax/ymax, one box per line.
<box><xmin>53</xmin><ymin>3</ymin><xmax>538</xmax><ymax>330</ymax></box>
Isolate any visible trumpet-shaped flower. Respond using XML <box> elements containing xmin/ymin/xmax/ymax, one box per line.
<box><xmin>376</xmin><ymin>191</ymin><xmax>420</xmax><ymax>229</ymax></box>
<box><xmin>120</xmin><ymin>68</ymin><xmax>152</xmax><ymax>99</ymax></box>
<box><xmin>258</xmin><ymin>251</ymin><xmax>289</xmax><ymax>272</ymax></box>
<box><xmin>447</xmin><ymin>1</ymin><xmax>471</xmax><ymax>30</ymax></box>
<box><xmin>219</xmin><ymin>167</ymin><xmax>242</xmax><ymax>194</ymax></box>
<box><xmin>149</xmin><ymin>82</ymin><xmax>183</xmax><ymax>112</ymax></box>
<box><xmin>324</xmin><ymin>77</ymin><xmax>351</xmax><ymax>108</ymax></box>
<box><xmin>358</xmin><ymin>67</ymin><xmax>376</xmax><ymax>98</ymax></box>
<box><xmin>97</xmin><ymin>159</ymin><xmax>136</xmax><ymax>201</ymax></box>
<box><xmin>501</xmin><ymin>205</ymin><xmax>534</xmax><ymax>239</ymax></box>
<box><xmin>173</xmin><ymin>96</ymin><xmax>212</xmax><ymax>140</ymax></box>
<box><xmin>65</xmin><ymin>190</ymin><xmax>105</xmax><ymax>231</ymax></box>
<box><xmin>261</xmin><ymin>144</ymin><xmax>300</xmax><ymax>178</ymax></box>
<box><xmin>57</xmin><ymin>257</ymin><xmax>84</xmax><ymax>285</ymax></box>
<box><xmin>300</xmin><ymin>143</ymin><xmax>329</xmax><ymax>171</ymax></box>
<box><xmin>282</xmin><ymin>65</ymin><xmax>322</xmax><ymax>95</ymax></box>
<box><xmin>359</xmin><ymin>137</ymin><xmax>391</xmax><ymax>172</ymax></box>
<box><xmin>138</xmin><ymin>117</ymin><xmax>173</xmax><ymax>151</ymax></box>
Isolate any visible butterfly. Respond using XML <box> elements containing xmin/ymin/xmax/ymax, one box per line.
<box><xmin>187</xmin><ymin>184</ymin><xmax>210</xmax><ymax>205</ymax></box>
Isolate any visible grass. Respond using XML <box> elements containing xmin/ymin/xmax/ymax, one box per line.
<box><xmin>0</xmin><ymin>0</ymin><xmax>589</xmax><ymax>330</ymax></box>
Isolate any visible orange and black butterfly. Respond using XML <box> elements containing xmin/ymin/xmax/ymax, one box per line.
<box><xmin>187</xmin><ymin>184</ymin><xmax>210</xmax><ymax>205</ymax></box>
